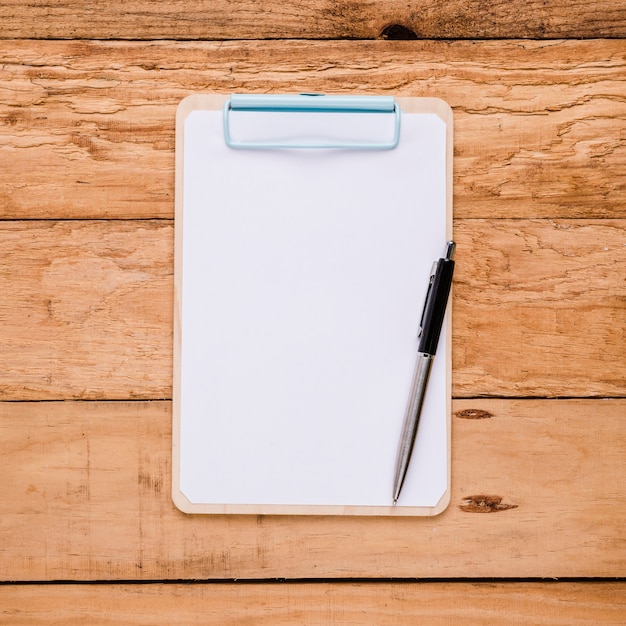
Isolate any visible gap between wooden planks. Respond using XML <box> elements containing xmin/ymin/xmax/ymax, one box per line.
<box><xmin>2</xmin><ymin>399</ymin><xmax>625</xmax><ymax>581</ymax></box>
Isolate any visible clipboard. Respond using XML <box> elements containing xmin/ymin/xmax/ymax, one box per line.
<box><xmin>173</xmin><ymin>93</ymin><xmax>453</xmax><ymax>516</ymax></box>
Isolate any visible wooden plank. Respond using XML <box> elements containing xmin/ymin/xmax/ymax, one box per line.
<box><xmin>453</xmin><ymin>219</ymin><xmax>626</xmax><ymax>397</ymax></box>
<box><xmin>1</xmin><ymin>582</ymin><xmax>625</xmax><ymax>625</ymax></box>
<box><xmin>0</xmin><ymin>0</ymin><xmax>625</xmax><ymax>40</ymax></box>
<box><xmin>1</xmin><ymin>39</ymin><xmax>625</xmax><ymax>220</ymax></box>
<box><xmin>0</xmin><ymin>220</ymin><xmax>173</xmax><ymax>400</ymax></box>
<box><xmin>0</xmin><ymin>219</ymin><xmax>623</xmax><ymax>400</ymax></box>
<box><xmin>1</xmin><ymin>399</ymin><xmax>625</xmax><ymax>580</ymax></box>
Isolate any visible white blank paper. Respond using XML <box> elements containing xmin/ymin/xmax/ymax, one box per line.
<box><xmin>175</xmin><ymin>99</ymin><xmax>451</xmax><ymax>513</ymax></box>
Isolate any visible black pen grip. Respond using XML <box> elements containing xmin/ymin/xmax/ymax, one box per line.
<box><xmin>418</xmin><ymin>259</ymin><xmax>454</xmax><ymax>355</ymax></box>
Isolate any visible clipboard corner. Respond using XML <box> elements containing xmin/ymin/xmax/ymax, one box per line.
<box><xmin>172</xmin><ymin>483</ymin><xmax>197</xmax><ymax>515</ymax></box>
<box><xmin>176</xmin><ymin>94</ymin><xmax>199</xmax><ymax>127</ymax></box>
<box><xmin>396</xmin><ymin>96</ymin><xmax>453</xmax><ymax>126</ymax></box>
<box><xmin>176</xmin><ymin>94</ymin><xmax>231</xmax><ymax>134</ymax></box>
<box><xmin>431</xmin><ymin>486</ymin><xmax>452</xmax><ymax>516</ymax></box>
<box><xmin>429</xmin><ymin>97</ymin><xmax>454</xmax><ymax>127</ymax></box>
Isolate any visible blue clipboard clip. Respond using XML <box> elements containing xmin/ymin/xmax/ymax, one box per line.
<box><xmin>223</xmin><ymin>93</ymin><xmax>401</xmax><ymax>150</ymax></box>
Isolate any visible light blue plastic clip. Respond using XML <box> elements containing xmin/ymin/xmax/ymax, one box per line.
<box><xmin>223</xmin><ymin>93</ymin><xmax>401</xmax><ymax>150</ymax></box>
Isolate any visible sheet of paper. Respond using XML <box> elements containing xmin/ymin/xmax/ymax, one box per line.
<box><xmin>178</xmin><ymin>106</ymin><xmax>448</xmax><ymax>509</ymax></box>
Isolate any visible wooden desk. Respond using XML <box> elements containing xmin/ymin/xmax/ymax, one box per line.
<box><xmin>1</xmin><ymin>2</ymin><xmax>625</xmax><ymax>622</ymax></box>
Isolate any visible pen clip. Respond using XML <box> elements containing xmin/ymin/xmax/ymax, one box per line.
<box><xmin>417</xmin><ymin>261</ymin><xmax>438</xmax><ymax>338</ymax></box>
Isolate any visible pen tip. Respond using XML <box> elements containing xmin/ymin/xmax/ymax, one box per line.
<box><xmin>392</xmin><ymin>498</ymin><xmax>397</xmax><ymax>506</ymax></box>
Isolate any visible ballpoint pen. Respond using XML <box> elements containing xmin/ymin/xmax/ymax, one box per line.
<box><xmin>392</xmin><ymin>241</ymin><xmax>455</xmax><ymax>505</ymax></box>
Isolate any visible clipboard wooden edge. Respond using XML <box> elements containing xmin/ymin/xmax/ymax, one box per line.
<box><xmin>172</xmin><ymin>94</ymin><xmax>453</xmax><ymax>517</ymax></box>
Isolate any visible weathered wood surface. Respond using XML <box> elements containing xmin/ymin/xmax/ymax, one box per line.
<box><xmin>1</xmin><ymin>582</ymin><xmax>625</xmax><ymax>625</ymax></box>
<box><xmin>2</xmin><ymin>399</ymin><xmax>625</xmax><ymax>580</ymax></box>
<box><xmin>1</xmin><ymin>0</ymin><xmax>624</xmax><ymax>614</ymax></box>
<box><xmin>0</xmin><ymin>219</ymin><xmax>622</xmax><ymax>401</ymax></box>
<box><xmin>1</xmin><ymin>0</ymin><xmax>625</xmax><ymax>40</ymax></box>
<box><xmin>0</xmin><ymin>221</ymin><xmax>173</xmax><ymax>400</ymax></box>
<box><xmin>1</xmin><ymin>40</ymin><xmax>625</xmax><ymax>220</ymax></box>
<box><xmin>454</xmin><ymin>219</ymin><xmax>626</xmax><ymax>397</ymax></box>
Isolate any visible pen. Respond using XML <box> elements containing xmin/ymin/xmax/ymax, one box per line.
<box><xmin>392</xmin><ymin>241</ymin><xmax>455</xmax><ymax>505</ymax></box>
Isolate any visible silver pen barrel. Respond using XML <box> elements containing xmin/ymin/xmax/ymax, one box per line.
<box><xmin>392</xmin><ymin>352</ymin><xmax>434</xmax><ymax>504</ymax></box>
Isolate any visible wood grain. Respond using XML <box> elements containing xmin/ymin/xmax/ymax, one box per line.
<box><xmin>2</xmin><ymin>0</ymin><xmax>624</xmax><ymax>613</ymax></box>
<box><xmin>0</xmin><ymin>220</ymin><xmax>173</xmax><ymax>400</ymax></box>
<box><xmin>0</xmin><ymin>219</ymin><xmax>622</xmax><ymax>400</ymax></box>
<box><xmin>1</xmin><ymin>582</ymin><xmax>625</xmax><ymax>625</ymax></box>
<box><xmin>2</xmin><ymin>399</ymin><xmax>625</xmax><ymax>580</ymax></box>
<box><xmin>0</xmin><ymin>0</ymin><xmax>625</xmax><ymax>40</ymax></box>
<box><xmin>1</xmin><ymin>40</ymin><xmax>625</xmax><ymax>220</ymax></box>
<box><xmin>453</xmin><ymin>219</ymin><xmax>626</xmax><ymax>397</ymax></box>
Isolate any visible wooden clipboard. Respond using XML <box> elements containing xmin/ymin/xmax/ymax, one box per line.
<box><xmin>173</xmin><ymin>94</ymin><xmax>453</xmax><ymax>516</ymax></box>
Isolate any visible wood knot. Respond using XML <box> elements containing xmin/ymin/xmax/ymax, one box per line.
<box><xmin>455</xmin><ymin>408</ymin><xmax>494</xmax><ymax>419</ymax></box>
<box><xmin>459</xmin><ymin>495</ymin><xmax>518</xmax><ymax>513</ymax></box>
<box><xmin>380</xmin><ymin>24</ymin><xmax>418</xmax><ymax>40</ymax></box>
